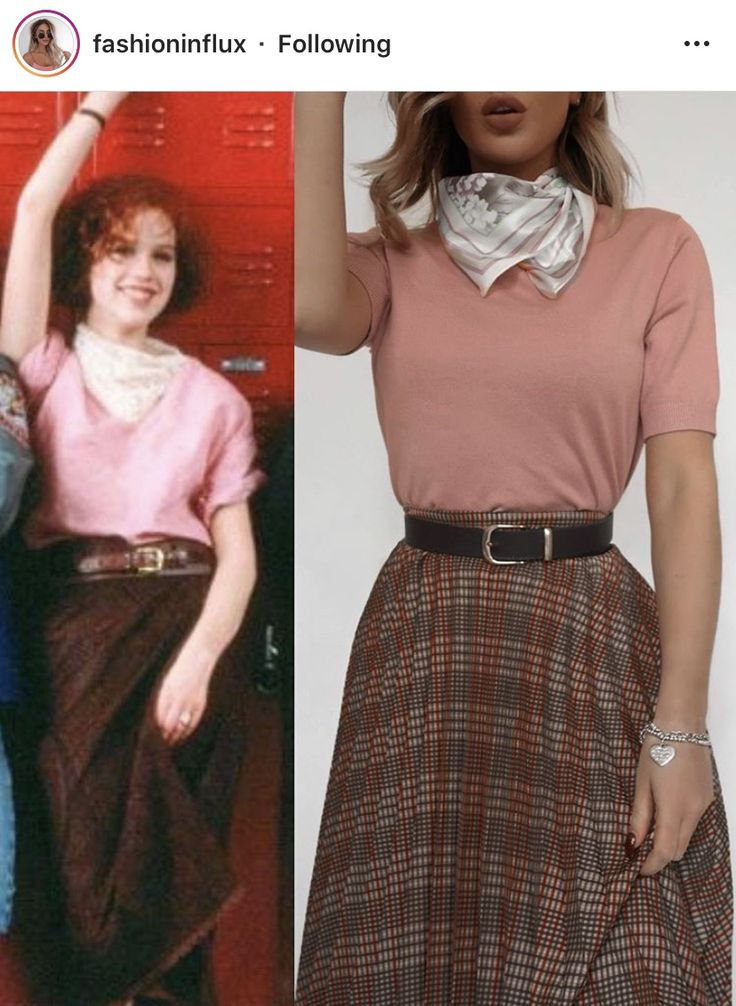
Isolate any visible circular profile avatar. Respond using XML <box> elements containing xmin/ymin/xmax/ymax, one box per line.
<box><xmin>14</xmin><ymin>11</ymin><xmax>79</xmax><ymax>76</ymax></box>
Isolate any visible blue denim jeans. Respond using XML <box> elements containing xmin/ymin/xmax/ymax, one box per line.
<box><xmin>0</xmin><ymin>723</ymin><xmax>14</xmax><ymax>933</ymax></box>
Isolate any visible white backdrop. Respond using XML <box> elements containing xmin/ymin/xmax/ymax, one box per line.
<box><xmin>295</xmin><ymin>92</ymin><xmax>736</xmax><ymax>972</ymax></box>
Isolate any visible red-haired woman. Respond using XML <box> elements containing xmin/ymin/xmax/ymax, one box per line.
<box><xmin>0</xmin><ymin>92</ymin><xmax>262</xmax><ymax>1006</ymax></box>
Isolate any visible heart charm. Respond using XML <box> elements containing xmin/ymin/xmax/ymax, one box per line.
<box><xmin>649</xmin><ymin>744</ymin><xmax>676</xmax><ymax>766</ymax></box>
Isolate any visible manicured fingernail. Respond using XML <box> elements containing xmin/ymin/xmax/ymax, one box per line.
<box><xmin>624</xmin><ymin>831</ymin><xmax>638</xmax><ymax>859</ymax></box>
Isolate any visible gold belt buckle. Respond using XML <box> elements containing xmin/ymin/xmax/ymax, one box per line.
<box><xmin>482</xmin><ymin>523</ymin><xmax>554</xmax><ymax>564</ymax></box>
<box><xmin>134</xmin><ymin>546</ymin><xmax>166</xmax><ymax>573</ymax></box>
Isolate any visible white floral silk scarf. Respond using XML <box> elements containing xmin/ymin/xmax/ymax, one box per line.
<box><xmin>436</xmin><ymin>167</ymin><xmax>596</xmax><ymax>298</ymax></box>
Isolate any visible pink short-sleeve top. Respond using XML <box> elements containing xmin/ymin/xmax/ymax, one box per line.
<box><xmin>18</xmin><ymin>331</ymin><xmax>265</xmax><ymax>548</ymax></box>
<box><xmin>24</xmin><ymin>58</ymin><xmax>56</xmax><ymax>71</ymax></box>
<box><xmin>345</xmin><ymin>205</ymin><xmax>720</xmax><ymax>514</ymax></box>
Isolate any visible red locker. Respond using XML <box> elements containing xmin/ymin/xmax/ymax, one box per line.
<box><xmin>0</xmin><ymin>92</ymin><xmax>293</xmax><ymax>1006</ymax></box>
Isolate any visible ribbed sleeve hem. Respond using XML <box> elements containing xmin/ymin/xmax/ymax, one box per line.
<box><xmin>345</xmin><ymin>233</ymin><xmax>390</xmax><ymax>353</ymax></box>
<box><xmin>641</xmin><ymin>401</ymin><xmax>717</xmax><ymax>441</ymax></box>
<box><xmin>345</xmin><ymin>267</ymin><xmax>382</xmax><ymax>352</ymax></box>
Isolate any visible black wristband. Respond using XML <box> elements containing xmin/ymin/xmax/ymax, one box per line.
<box><xmin>76</xmin><ymin>107</ymin><xmax>106</xmax><ymax>130</ymax></box>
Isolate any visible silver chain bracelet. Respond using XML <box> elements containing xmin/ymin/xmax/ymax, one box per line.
<box><xmin>639</xmin><ymin>720</ymin><xmax>711</xmax><ymax>767</ymax></box>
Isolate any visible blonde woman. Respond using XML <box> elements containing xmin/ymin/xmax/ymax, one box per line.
<box><xmin>23</xmin><ymin>18</ymin><xmax>71</xmax><ymax>71</ymax></box>
<box><xmin>295</xmin><ymin>92</ymin><xmax>732</xmax><ymax>1003</ymax></box>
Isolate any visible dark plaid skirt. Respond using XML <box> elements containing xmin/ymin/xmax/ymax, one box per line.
<box><xmin>11</xmin><ymin>567</ymin><xmax>250</xmax><ymax>1006</ymax></box>
<box><xmin>297</xmin><ymin>509</ymin><xmax>733</xmax><ymax>1005</ymax></box>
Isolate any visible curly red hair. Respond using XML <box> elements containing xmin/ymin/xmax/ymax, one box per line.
<box><xmin>52</xmin><ymin>174</ymin><xmax>207</xmax><ymax>316</ymax></box>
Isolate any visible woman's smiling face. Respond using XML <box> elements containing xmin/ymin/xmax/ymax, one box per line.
<box><xmin>449</xmin><ymin>92</ymin><xmax>581</xmax><ymax>179</ymax></box>
<box><xmin>86</xmin><ymin>207</ymin><xmax>177</xmax><ymax>338</ymax></box>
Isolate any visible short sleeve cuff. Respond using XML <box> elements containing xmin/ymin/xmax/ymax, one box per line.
<box><xmin>346</xmin><ymin>246</ymin><xmax>386</xmax><ymax>310</ymax></box>
<box><xmin>641</xmin><ymin>400</ymin><xmax>717</xmax><ymax>441</ymax></box>
<box><xmin>201</xmin><ymin>466</ymin><xmax>266</xmax><ymax>525</ymax></box>
<box><xmin>193</xmin><ymin>378</ymin><xmax>266</xmax><ymax>525</ymax></box>
<box><xmin>346</xmin><ymin>230</ymin><xmax>390</xmax><ymax>351</ymax></box>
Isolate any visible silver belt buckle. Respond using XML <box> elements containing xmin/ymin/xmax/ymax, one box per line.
<box><xmin>481</xmin><ymin>523</ymin><xmax>554</xmax><ymax>564</ymax></box>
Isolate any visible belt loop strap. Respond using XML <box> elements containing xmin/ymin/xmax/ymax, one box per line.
<box><xmin>543</xmin><ymin>527</ymin><xmax>553</xmax><ymax>561</ymax></box>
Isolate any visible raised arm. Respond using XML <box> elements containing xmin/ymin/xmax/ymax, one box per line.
<box><xmin>295</xmin><ymin>92</ymin><xmax>372</xmax><ymax>355</ymax></box>
<box><xmin>0</xmin><ymin>91</ymin><xmax>127</xmax><ymax>362</ymax></box>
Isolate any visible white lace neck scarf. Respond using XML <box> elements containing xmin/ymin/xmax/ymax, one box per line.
<box><xmin>436</xmin><ymin>167</ymin><xmax>596</xmax><ymax>298</ymax></box>
<box><xmin>73</xmin><ymin>322</ymin><xmax>187</xmax><ymax>423</ymax></box>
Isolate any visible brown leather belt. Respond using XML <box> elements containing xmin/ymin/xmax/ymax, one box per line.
<box><xmin>38</xmin><ymin>537</ymin><xmax>215</xmax><ymax>580</ymax></box>
<box><xmin>404</xmin><ymin>512</ymin><xmax>614</xmax><ymax>564</ymax></box>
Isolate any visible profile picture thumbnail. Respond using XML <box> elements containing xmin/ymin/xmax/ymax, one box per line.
<box><xmin>13</xmin><ymin>10</ymin><xmax>79</xmax><ymax>76</ymax></box>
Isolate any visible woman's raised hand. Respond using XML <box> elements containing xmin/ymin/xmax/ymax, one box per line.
<box><xmin>0</xmin><ymin>92</ymin><xmax>130</xmax><ymax>361</ymax></box>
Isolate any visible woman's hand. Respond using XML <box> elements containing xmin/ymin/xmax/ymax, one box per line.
<box><xmin>153</xmin><ymin>503</ymin><xmax>257</xmax><ymax>746</ymax></box>
<box><xmin>628</xmin><ymin>734</ymin><xmax>715</xmax><ymax>875</ymax></box>
<box><xmin>0</xmin><ymin>90</ymin><xmax>131</xmax><ymax>361</ymax></box>
<box><xmin>154</xmin><ymin>641</ymin><xmax>217</xmax><ymax>746</ymax></box>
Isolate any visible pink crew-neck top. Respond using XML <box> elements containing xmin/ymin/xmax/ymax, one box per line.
<box><xmin>345</xmin><ymin>205</ymin><xmax>719</xmax><ymax>514</ymax></box>
<box><xmin>24</xmin><ymin>57</ymin><xmax>56</xmax><ymax>70</ymax></box>
<box><xmin>18</xmin><ymin>330</ymin><xmax>264</xmax><ymax>548</ymax></box>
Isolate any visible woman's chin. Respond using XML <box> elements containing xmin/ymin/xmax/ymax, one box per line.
<box><xmin>125</xmin><ymin>298</ymin><xmax>167</xmax><ymax>326</ymax></box>
<box><xmin>87</xmin><ymin>315</ymin><xmax>158</xmax><ymax>341</ymax></box>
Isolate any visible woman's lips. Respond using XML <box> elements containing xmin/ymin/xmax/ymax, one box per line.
<box><xmin>481</xmin><ymin>95</ymin><xmax>526</xmax><ymax>132</ymax></box>
<box><xmin>484</xmin><ymin>111</ymin><xmax>525</xmax><ymax>132</ymax></box>
<box><xmin>481</xmin><ymin>95</ymin><xmax>527</xmax><ymax>115</ymax></box>
<box><xmin>121</xmin><ymin>287</ymin><xmax>157</xmax><ymax>303</ymax></box>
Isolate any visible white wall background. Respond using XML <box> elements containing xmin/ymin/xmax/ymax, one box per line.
<box><xmin>295</xmin><ymin>92</ymin><xmax>736</xmax><ymax>974</ymax></box>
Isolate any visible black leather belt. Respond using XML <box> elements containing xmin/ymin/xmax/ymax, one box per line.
<box><xmin>404</xmin><ymin>512</ymin><xmax>614</xmax><ymax>565</ymax></box>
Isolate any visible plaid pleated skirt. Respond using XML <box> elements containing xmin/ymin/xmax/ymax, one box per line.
<box><xmin>297</xmin><ymin>509</ymin><xmax>733</xmax><ymax>1005</ymax></box>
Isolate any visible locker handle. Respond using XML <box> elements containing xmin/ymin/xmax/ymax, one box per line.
<box><xmin>254</xmin><ymin>623</ymin><xmax>280</xmax><ymax>696</ymax></box>
<box><xmin>220</xmin><ymin>356</ymin><xmax>268</xmax><ymax>373</ymax></box>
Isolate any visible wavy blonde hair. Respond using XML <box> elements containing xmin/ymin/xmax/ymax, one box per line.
<box><xmin>363</xmin><ymin>92</ymin><xmax>635</xmax><ymax>247</ymax></box>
